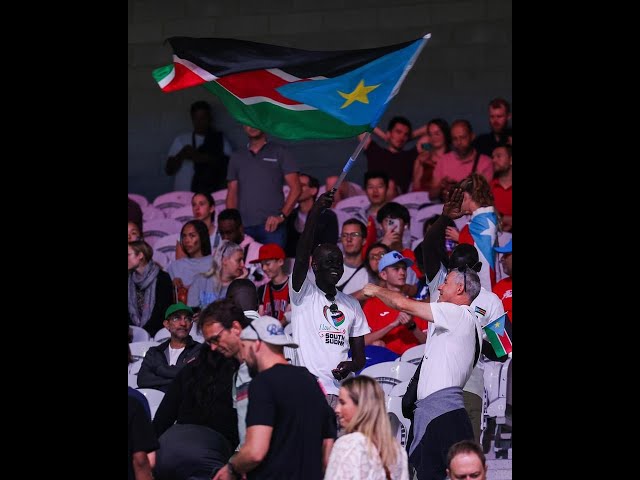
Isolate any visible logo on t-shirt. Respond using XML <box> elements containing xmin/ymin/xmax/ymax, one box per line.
<box><xmin>323</xmin><ymin>305</ymin><xmax>345</xmax><ymax>327</ymax></box>
<box><xmin>502</xmin><ymin>289</ymin><xmax>512</xmax><ymax>300</ymax></box>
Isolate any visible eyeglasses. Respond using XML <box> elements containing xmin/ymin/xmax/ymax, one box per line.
<box><xmin>341</xmin><ymin>232</ymin><xmax>363</xmax><ymax>239</ymax></box>
<box><xmin>168</xmin><ymin>315</ymin><xmax>193</xmax><ymax>323</ymax></box>
<box><xmin>205</xmin><ymin>327</ymin><xmax>226</xmax><ymax>346</ymax></box>
<box><xmin>325</xmin><ymin>293</ymin><xmax>339</xmax><ymax>313</ymax></box>
<box><xmin>368</xmin><ymin>252</ymin><xmax>385</xmax><ymax>260</ymax></box>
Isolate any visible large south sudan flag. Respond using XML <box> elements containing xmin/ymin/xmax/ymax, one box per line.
<box><xmin>153</xmin><ymin>36</ymin><xmax>429</xmax><ymax>140</ymax></box>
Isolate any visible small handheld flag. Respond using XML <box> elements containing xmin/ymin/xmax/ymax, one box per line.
<box><xmin>483</xmin><ymin>312</ymin><xmax>512</xmax><ymax>357</ymax></box>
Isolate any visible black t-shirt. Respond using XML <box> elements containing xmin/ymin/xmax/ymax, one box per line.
<box><xmin>365</xmin><ymin>141</ymin><xmax>418</xmax><ymax>193</ymax></box>
<box><xmin>246</xmin><ymin>364</ymin><xmax>337</xmax><ymax>480</ymax></box>
<box><xmin>473</xmin><ymin>128</ymin><xmax>512</xmax><ymax>157</ymax></box>
<box><xmin>128</xmin><ymin>396</ymin><xmax>159</xmax><ymax>480</ymax></box>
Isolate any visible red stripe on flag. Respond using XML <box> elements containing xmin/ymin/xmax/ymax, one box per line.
<box><xmin>217</xmin><ymin>70</ymin><xmax>310</xmax><ymax>105</ymax></box>
<box><xmin>163</xmin><ymin>63</ymin><xmax>207</xmax><ymax>92</ymax></box>
<box><xmin>498</xmin><ymin>330</ymin><xmax>512</xmax><ymax>354</ymax></box>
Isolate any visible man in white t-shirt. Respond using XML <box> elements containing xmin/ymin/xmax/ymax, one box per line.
<box><xmin>416</xmin><ymin>187</ymin><xmax>505</xmax><ymax>443</ymax></box>
<box><xmin>363</xmin><ymin>266</ymin><xmax>482</xmax><ymax>480</ymax></box>
<box><xmin>291</xmin><ymin>190</ymin><xmax>370</xmax><ymax>408</ymax></box>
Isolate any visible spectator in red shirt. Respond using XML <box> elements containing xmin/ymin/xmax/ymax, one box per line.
<box><xmin>363</xmin><ymin>251</ymin><xmax>427</xmax><ymax>355</ymax></box>
<box><xmin>490</xmin><ymin>145</ymin><xmax>512</xmax><ymax>232</ymax></box>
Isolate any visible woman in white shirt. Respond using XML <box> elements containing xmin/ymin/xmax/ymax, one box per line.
<box><xmin>325</xmin><ymin>376</ymin><xmax>409</xmax><ymax>480</ymax></box>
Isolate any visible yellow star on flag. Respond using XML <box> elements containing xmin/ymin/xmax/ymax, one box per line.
<box><xmin>494</xmin><ymin>322</ymin><xmax>501</xmax><ymax>328</ymax></box>
<box><xmin>338</xmin><ymin>79</ymin><xmax>380</xmax><ymax>109</ymax></box>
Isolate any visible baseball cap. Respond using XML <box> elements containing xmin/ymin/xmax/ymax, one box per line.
<box><xmin>494</xmin><ymin>239</ymin><xmax>512</xmax><ymax>254</ymax></box>
<box><xmin>164</xmin><ymin>302</ymin><xmax>194</xmax><ymax>320</ymax></box>
<box><xmin>250</xmin><ymin>243</ymin><xmax>286</xmax><ymax>264</ymax></box>
<box><xmin>378</xmin><ymin>250</ymin><xmax>414</xmax><ymax>272</ymax></box>
<box><xmin>240</xmin><ymin>315</ymin><xmax>299</xmax><ymax>348</ymax></box>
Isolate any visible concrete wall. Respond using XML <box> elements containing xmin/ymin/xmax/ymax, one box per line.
<box><xmin>128</xmin><ymin>0</ymin><xmax>512</xmax><ymax>201</ymax></box>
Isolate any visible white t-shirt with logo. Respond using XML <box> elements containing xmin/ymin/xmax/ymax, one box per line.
<box><xmin>290</xmin><ymin>272</ymin><xmax>371</xmax><ymax>395</ymax></box>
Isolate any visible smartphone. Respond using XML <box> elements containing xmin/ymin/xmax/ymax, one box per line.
<box><xmin>386</xmin><ymin>218</ymin><xmax>400</xmax><ymax>232</ymax></box>
<box><xmin>421</xmin><ymin>142</ymin><xmax>432</xmax><ymax>152</ymax></box>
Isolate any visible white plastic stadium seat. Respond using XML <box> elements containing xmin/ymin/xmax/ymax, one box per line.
<box><xmin>153</xmin><ymin>191</ymin><xmax>193</xmax><ymax>210</ymax></box>
<box><xmin>389</xmin><ymin>380</ymin><xmax>411</xmax><ymax>397</ymax></box>
<box><xmin>332</xmin><ymin>209</ymin><xmax>354</xmax><ymax>234</ymax></box>
<box><xmin>141</xmin><ymin>205</ymin><xmax>166</xmax><ymax>222</ymax></box>
<box><xmin>143</xmin><ymin>219</ymin><xmax>183</xmax><ymax>247</ymax></box>
<box><xmin>484</xmin><ymin>358</ymin><xmax>512</xmax><ymax>426</ymax></box>
<box><xmin>153</xmin><ymin>328</ymin><xmax>171</xmax><ymax>342</ymax></box>
<box><xmin>335</xmin><ymin>195</ymin><xmax>369</xmax><ymax>214</ymax></box>
<box><xmin>152</xmin><ymin>234</ymin><xmax>180</xmax><ymax>264</ymax></box>
<box><xmin>393</xmin><ymin>191</ymin><xmax>430</xmax><ymax>211</ymax></box>
<box><xmin>359</xmin><ymin>361</ymin><xmax>417</xmax><ymax>395</ymax></box>
<box><xmin>409</xmin><ymin>204</ymin><xmax>443</xmax><ymax>243</ymax></box>
<box><xmin>128</xmin><ymin>341</ymin><xmax>160</xmax><ymax>375</ymax></box>
<box><xmin>190</xmin><ymin>323</ymin><xmax>205</xmax><ymax>343</ymax></box>
<box><xmin>400</xmin><ymin>344</ymin><xmax>425</xmax><ymax>365</ymax></box>
<box><xmin>137</xmin><ymin>388</ymin><xmax>166</xmax><ymax>420</ymax></box>
<box><xmin>130</xmin><ymin>325</ymin><xmax>151</xmax><ymax>342</ymax></box>
<box><xmin>386</xmin><ymin>395</ymin><xmax>412</xmax><ymax>448</ymax></box>
<box><xmin>169</xmin><ymin>205</ymin><xmax>195</xmax><ymax>223</ymax></box>
<box><xmin>129</xmin><ymin>193</ymin><xmax>149</xmax><ymax>209</ymax></box>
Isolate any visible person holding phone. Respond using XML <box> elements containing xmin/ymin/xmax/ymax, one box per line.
<box><xmin>411</xmin><ymin>118</ymin><xmax>452</xmax><ymax>192</ymax></box>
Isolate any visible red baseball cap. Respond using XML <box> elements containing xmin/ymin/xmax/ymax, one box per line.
<box><xmin>250</xmin><ymin>243</ymin><xmax>286</xmax><ymax>263</ymax></box>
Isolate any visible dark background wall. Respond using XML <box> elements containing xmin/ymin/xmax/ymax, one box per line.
<box><xmin>128</xmin><ymin>0</ymin><xmax>512</xmax><ymax>200</ymax></box>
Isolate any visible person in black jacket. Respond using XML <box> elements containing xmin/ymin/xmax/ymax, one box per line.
<box><xmin>137</xmin><ymin>303</ymin><xmax>202</xmax><ymax>392</ymax></box>
<box><xmin>152</xmin><ymin>333</ymin><xmax>239</xmax><ymax>480</ymax></box>
<box><xmin>128</xmin><ymin>240</ymin><xmax>174</xmax><ymax>337</ymax></box>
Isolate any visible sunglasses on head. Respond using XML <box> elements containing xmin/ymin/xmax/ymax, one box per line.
<box><xmin>448</xmin><ymin>265</ymin><xmax>473</xmax><ymax>292</ymax></box>
<box><xmin>325</xmin><ymin>293</ymin><xmax>339</xmax><ymax>313</ymax></box>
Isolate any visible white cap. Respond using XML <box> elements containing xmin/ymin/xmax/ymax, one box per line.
<box><xmin>240</xmin><ymin>315</ymin><xmax>299</xmax><ymax>348</ymax></box>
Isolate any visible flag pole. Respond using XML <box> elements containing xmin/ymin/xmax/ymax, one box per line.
<box><xmin>331</xmin><ymin>33</ymin><xmax>431</xmax><ymax>193</ymax></box>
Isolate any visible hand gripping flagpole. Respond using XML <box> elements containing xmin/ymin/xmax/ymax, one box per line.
<box><xmin>331</xmin><ymin>34</ymin><xmax>431</xmax><ymax>194</ymax></box>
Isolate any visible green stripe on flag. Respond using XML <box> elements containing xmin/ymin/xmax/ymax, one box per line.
<box><xmin>202</xmin><ymin>81</ymin><xmax>372</xmax><ymax>141</ymax></box>
<box><xmin>485</xmin><ymin>329</ymin><xmax>508</xmax><ymax>357</ymax></box>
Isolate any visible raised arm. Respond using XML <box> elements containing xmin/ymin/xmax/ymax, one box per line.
<box><xmin>363</xmin><ymin>283</ymin><xmax>434</xmax><ymax>322</ymax></box>
<box><xmin>292</xmin><ymin>190</ymin><xmax>335</xmax><ymax>291</ymax></box>
<box><xmin>420</xmin><ymin>187</ymin><xmax>464</xmax><ymax>281</ymax></box>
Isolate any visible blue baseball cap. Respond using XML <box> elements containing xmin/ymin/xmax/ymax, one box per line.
<box><xmin>494</xmin><ymin>239</ymin><xmax>512</xmax><ymax>254</ymax></box>
<box><xmin>378</xmin><ymin>250</ymin><xmax>414</xmax><ymax>272</ymax></box>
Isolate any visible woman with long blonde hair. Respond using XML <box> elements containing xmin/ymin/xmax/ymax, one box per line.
<box><xmin>187</xmin><ymin>240</ymin><xmax>247</xmax><ymax>308</ymax></box>
<box><xmin>325</xmin><ymin>376</ymin><xmax>408</xmax><ymax>480</ymax></box>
